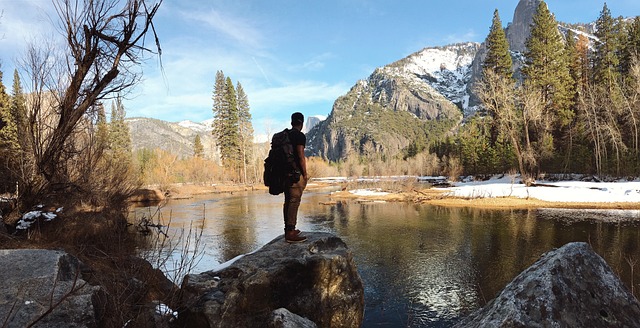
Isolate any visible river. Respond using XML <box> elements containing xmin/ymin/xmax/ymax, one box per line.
<box><xmin>130</xmin><ymin>188</ymin><xmax>640</xmax><ymax>327</ymax></box>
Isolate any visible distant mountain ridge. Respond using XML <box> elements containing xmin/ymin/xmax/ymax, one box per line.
<box><xmin>126</xmin><ymin>117</ymin><xmax>219</xmax><ymax>160</ymax></box>
<box><xmin>307</xmin><ymin>0</ymin><xmax>608</xmax><ymax>162</ymax></box>
<box><xmin>307</xmin><ymin>42</ymin><xmax>478</xmax><ymax>161</ymax></box>
<box><xmin>127</xmin><ymin>0</ymin><xmax>615</xmax><ymax>164</ymax></box>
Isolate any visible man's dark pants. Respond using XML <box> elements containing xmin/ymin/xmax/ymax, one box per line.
<box><xmin>283</xmin><ymin>176</ymin><xmax>307</xmax><ymax>231</ymax></box>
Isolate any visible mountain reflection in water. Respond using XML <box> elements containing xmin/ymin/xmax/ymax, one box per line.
<box><xmin>130</xmin><ymin>189</ymin><xmax>640</xmax><ymax>327</ymax></box>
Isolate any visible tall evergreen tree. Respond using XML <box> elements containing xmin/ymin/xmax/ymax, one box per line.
<box><xmin>109</xmin><ymin>97</ymin><xmax>132</xmax><ymax>154</ymax></box>
<box><xmin>95</xmin><ymin>102</ymin><xmax>109</xmax><ymax>151</ymax></box>
<box><xmin>236</xmin><ymin>81</ymin><xmax>254</xmax><ymax>183</ymax></box>
<box><xmin>483</xmin><ymin>9</ymin><xmax>513</xmax><ymax>80</ymax></box>
<box><xmin>0</xmin><ymin>69</ymin><xmax>19</xmax><ymax>192</ymax></box>
<box><xmin>0</xmin><ymin>70</ymin><xmax>18</xmax><ymax>152</ymax></box>
<box><xmin>212</xmin><ymin>74</ymin><xmax>241</xmax><ymax>176</ymax></box>
<box><xmin>593</xmin><ymin>3</ymin><xmax>622</xmax><ymax>91</ymax></box>
<box><xmin>522</xmin><ymin>1</ymin><xmax>574</xmax><ymax>128</ymax></box>
<box><xmin>565</xmin><ymin>30</ymin><xmax>580</xmax><ymax>101</ymax></box>
<box><xmin>193</xmin><ymin>134</ymin><xmax>204</xmax><ymax>158</ymax></box>
<box><xmin>575</xmin><ymin>34</ymin><xmax>591</xmax><ymax>94</ymax></box>
<box><xmin>622</xmin><ymin>17</ymin><xmax>640</xmax><ymax>76</ymax></box>
<box><xmin>481</xmin><ymin>9</ymin><xmax>515</xmax><ymax>151</ymax></box>
<box><xmin>10</xmin><ymin>69</ymin><xmax>28</xmax><ymax>153</ymax></box>
<box><xmin>222</xmin><ymin>77</ymin><xmax>240</xmax><ymax>167</ymax></box>
<box><xmin>560</xmin><ymin>30</ymin><xmax>584</xmax><ymax>171</ymax></box>
<box><xmin>212</xmin><ymin>70</ymin><xmax>226</xmax><ymax>133</ymax></box>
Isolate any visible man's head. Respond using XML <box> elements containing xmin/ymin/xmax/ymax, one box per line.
<box><xmin>291</xmin><ymin>112</ymin><xmax>304</xmax><ymax>128</ymax></box>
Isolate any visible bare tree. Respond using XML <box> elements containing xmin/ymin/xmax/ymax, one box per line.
<box><xmin>25</xmin><ymin>0</ymin><xmax>161</xmax><ymax>193</ymax></box>
<box><xmin>476</xmin><ymin>70</ymin><xmax>547</xmax><ymax>184</ymax></box>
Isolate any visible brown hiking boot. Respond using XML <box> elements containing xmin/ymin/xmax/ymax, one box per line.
<box><xmin>285</xmin><ymin>230</ymin><xmax>307</xmax><ymax>243</ymax></box>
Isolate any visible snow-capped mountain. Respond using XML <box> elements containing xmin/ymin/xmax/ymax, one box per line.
<box><xmin>306</xmin><ymin>43</ymin><xmax>478</xmax><ymax>161</ymax></box>
<box><xmin>383</xmin><ymin>42</ymin><xmax>479</xmax><ymax>112</ymax></box>
<box><xmin>177</xmin><ymin>119</ymin><xmax>214</xmax><ymax>133</ymax></box>
<box><xmin>127</xmin><ymin>117</ymin><xmax>219</xmax><ymax>160</ymax></box>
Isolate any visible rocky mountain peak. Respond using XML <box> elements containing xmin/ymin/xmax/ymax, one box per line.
<box><xmin>306</xmin><ymin>43</ymin><xmax>475</xmax><ymax>161</ymax></box>
<box><xmin>507</xmin><ymin>0</ymin><xmax>543</xmax><ymax>53</ymax></box>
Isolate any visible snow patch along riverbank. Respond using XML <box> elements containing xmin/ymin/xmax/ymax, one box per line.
<box><xmin>445</xmin><ymin>175</ymin><xmax>640</xmax><ymax>203</ymax></box>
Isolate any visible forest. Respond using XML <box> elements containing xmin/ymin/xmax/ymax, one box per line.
<box><xmin>435</xmin><ymin>3</ymin><xmax>640</xmax><ymax>182</ymax></box>
<box><xmin>3</xmin><ymin>1</ymin><xmax>640</xmax><ymax>207</ymax></box>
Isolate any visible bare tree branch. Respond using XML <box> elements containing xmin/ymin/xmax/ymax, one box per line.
<box><xmin>29</xmin><ymin>0</ymin><xmax>162</xmax><ymax>187</ymax></box>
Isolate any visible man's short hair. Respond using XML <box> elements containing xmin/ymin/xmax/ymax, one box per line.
<box><xmin>291</xmin><ymin>112</ymin><xmax>304</xmax><ymax>125</ymax></box>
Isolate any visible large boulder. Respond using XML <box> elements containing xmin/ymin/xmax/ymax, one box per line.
<box><xmin>178</xmin><ymin>232</ymin><xmax>364</xmax><ymax>328</ymax></box>
<box><xmin>0</xmin><ymin>249</ymin><xmax>103</xmax><ymax>328</ymax></box>
<box><xmin>268</xmin><ymin>308</ymin><xmax>317</xmax><ymax>328</ymax></box>
<box><xmin>454</xmin><ymin>242</ymin><xmax>640</xmax><ymax>327</ymax></box>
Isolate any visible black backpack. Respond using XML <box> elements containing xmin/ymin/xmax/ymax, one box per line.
<box><xmin>263</xmin><ymin>129</ymin><xmax>300</xmax><ymax>195</ymax></box>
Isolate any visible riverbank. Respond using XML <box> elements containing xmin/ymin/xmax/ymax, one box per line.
<box><xmin>157</xmin><ymin>175</ymin><xmax>640</xmax><ymax>210</ymax></box>
<box><xmin>329</xmin><ymin>175</ymin><xmax>640</xmax><ymax>210</ymax></box>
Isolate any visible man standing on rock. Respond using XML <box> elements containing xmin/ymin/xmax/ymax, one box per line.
<box><xmin>284</xmin><ymin>112</ymin><xmax>309</xmax><ymax>243</ymax></box>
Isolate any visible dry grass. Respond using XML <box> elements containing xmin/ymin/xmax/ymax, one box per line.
<box><xmin>0</xmin><ymin>206</ymin><xmax>180</xmax><ymax>328</ymax></box>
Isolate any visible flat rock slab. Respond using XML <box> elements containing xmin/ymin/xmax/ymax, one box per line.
<box><xmin>178</xmin><ymin>232</ymin><xmax>364</xmax><ymax>328</ymax></box>
<box><xmin>0</xmin><ymin>249</ymin><xmax>102</xmax><ymax>328</ymax></box>
<box><xmin>454</xmin><ymin>242</ymin><xmax>640</xmax><ymax>327</ymax></box>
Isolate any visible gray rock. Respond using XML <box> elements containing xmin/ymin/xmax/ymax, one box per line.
<box><xmin>468</xmin><ymin>0</ymin><xmax>542</xmax><ymax>109</ymax></box>
<box><xmin>0</xmin><ymin>249</ymin><xmax>103</xmax><ymax>328</ymax></box>
<box><xmin>268</xmin><ymin>308</ymin><xmax>317</xmax><ymax>328</ymax></box>
<box><xmin>506</xmin><ymin>0</ymin><xmax>542</xmax><ymax>53</ymax></box>
<box><xmin>178</xmin><ymin>232</ymin><xmax>364</xmax><ymax>328</ymax></box>
<box><xmin>454</xmin><ymin>242</ymin><xmax>640</xmax><ymax>327</ymax></box>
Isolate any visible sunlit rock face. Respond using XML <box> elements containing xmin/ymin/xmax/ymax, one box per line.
<box><xmin>178</xmin><ymin>232</ymin><xmax>364</xmax><ymax>328</ymax></box>
<box><xmin>454</xmin><ymin>242</ymin><xmax>640</xmax><ymax>327</ymax></box>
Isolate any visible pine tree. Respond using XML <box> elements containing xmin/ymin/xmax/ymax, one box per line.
<box><xmin>109</xmin><ymin>97</ymin><xmax>132</xmax><ymax>155</ymax></box>
<box><xmin>622</xmin><ymin>17</ymin><xmax>640</xmax><ymax>76</ymax></box>
<box><xmin>593</xmin><ymin>3</ymin><xmax>622</xmax><ymax>91</ymax></box>
<box><xmin>522</xmin><ymin>1</ymin><xmax>574</xmax><ymax>129</ymax></box>
<box><xmin>0</xmin><ymin>70</ymin><xmax>18</xmax><ymax>151</ymax></box>
<box><xmin>95</xmin><ymin>102</ymin><xmax>109</xmax><ymax>151</ymax></box>
<box><xmin>212</xmin><ymin>74</ymin><xmax>241</xmax><ymax>177</ymax></box>
<box><xmin>565</xmin><ymin>30</ymin><xmax>580</xmax><ymax>101</ymax></box>
<box><xmin>10</xmin><ymin>69</ymin><xmax>28</xmax><ymax>153</ymax></box>
<box><xmin>194</xmin><ymin>134</ymin><xmax>204</xmax><ymax>158</ymax></box>
<box><xmin>236</xmin><ymin>81</ymin><xmax>254</xmax><ymax>183</ymax></box>
<box><xmin>561</xmin><ymin>30</ymin><xmax>583</xmax><ymax>171</ymax></box>
<box><xmin>212</xmin><ymin>70</ymin><xmax>226</xmax><ymax>134</ymax></box>
<box><xmin>483</xmin><ymin>9</ymin><xmax>513</xmax><ymax>80</ymax></box>
<box><xmin>0</xmin><ymin>69</ymin><xmax>19</xmax><ymax>192</ymax></box>
<box><xmin>222</xmin><ymin>77</ymin><xmax>240</xmax><ymax>168</ymax></box>
<box><xmin>576</xmin><ymin>34</ymin><xmax>591</xmax><ymax>94</ymax></box>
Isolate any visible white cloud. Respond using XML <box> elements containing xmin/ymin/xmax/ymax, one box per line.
<box><xmin>181</xmin><ymin>8</ymin><xmax>264</xmax><ymax>50</ymax></box>
<box><xmin>250</xmin><ymin>80</ymin><xmax>348</xmax><ymax>109</ymax></box>
<box><xmin>0</xmin><ymin>1</ymin><xmax>56</xmax><ymax>68</ymax></box>
<box><xmin>287</xmin><ymin>52</ymin><xmax>336</xmax><ymax>72</ymax></box>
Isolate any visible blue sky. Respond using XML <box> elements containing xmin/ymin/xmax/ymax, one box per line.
<box><xmin>1</xmin><ymin>0</ymin><xmax>639</xmax><ymax>136</ymax></box>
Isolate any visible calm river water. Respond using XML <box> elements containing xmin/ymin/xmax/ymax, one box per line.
<box><xmin>131</xmin><ymin>188</ymin><xmax>640</xmax><ymax>327</ymax></box>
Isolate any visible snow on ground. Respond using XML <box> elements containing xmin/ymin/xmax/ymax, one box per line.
<box><xmin>445</xmin><ymin>175</ymin><xmax>640</xmax><ymax>203</ymax></box>
<box><xmin>348</xmin><ymin>189</ymin><xmax>389</xmax><ymax>197</ymax></box>
<box><xmin>15</xmin><ymin>206</ymin><xmax>63</xmax><ymax>230</ymax></box>
<box><xmin>155</xmin><ymin>302</ymin><xmax>178</xmax><ymax>318</ymax></box>
<box><xmin>316</xmin><ymin>175</ymin><xmax>640</xmax><ymax>204</ymax></box>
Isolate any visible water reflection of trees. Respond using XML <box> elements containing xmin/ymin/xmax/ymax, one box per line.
<box><xmin>139</xmin><ymin>193</ymin><xmax>640</xmax><ymax>325</ymax></box>
<box><xmin>323</xmin><ymin>202</ymin><xmax>640</xmax><ymax>324</ymax></box>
